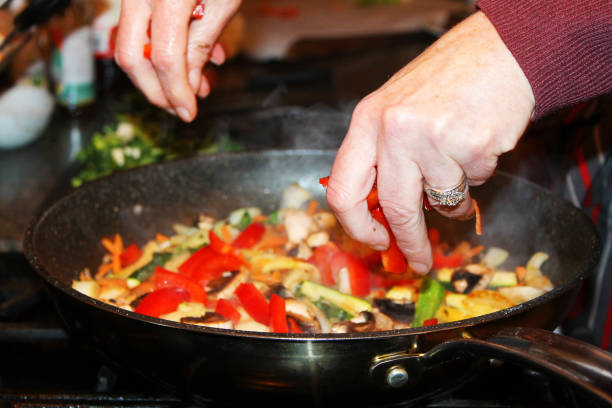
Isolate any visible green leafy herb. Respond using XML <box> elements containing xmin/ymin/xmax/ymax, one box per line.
<box><xmin>237</xmin><ymin>212</ymin><xmax>252</xmax><ymax>230</ymax></box>
<box><xmin>266</xmin><ymin>211</ymin><xmax>280</xmax><ymax>226</ymax></box>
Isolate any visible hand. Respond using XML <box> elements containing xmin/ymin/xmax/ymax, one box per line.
<box><xmin>114</xmin><ymin>0</ymin><xmax>241</xmax><ymax>122</ymax></box>
<box><xmin>325</xmin><ymin>11</ymin><xmax>535</xmax><ymax>274</ymax></box>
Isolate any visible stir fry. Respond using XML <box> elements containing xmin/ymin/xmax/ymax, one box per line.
<box><xmin>72</xmin><ymin>184</ymin><xmax>554</xmax><ymax>333</ymax></box>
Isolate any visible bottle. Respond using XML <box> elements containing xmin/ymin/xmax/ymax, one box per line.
<box><xmin>48</xmin><ymin>0</ymin><xmax>95</xmax><ymax>112</ymax></box>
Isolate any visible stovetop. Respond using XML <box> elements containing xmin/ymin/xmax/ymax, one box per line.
<box><xmin>0</xmin><ymin>252</ymin><xmax>603</xmax><ymax>408</ymax></box>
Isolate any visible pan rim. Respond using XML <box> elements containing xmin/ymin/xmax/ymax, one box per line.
<box><xmin>23</xmin><ymin>149</ymin><xmax>602</xmax><ymax>341</ymax></box>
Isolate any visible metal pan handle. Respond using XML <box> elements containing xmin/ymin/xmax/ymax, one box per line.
<box><xmin>422</xmin><ymin>327</ymin><xmax>612</xmax><ymax>406</ymax></box>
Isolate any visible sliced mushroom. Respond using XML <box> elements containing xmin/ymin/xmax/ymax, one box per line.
<box><xmin>265</xmin><ymin>284</ymin><xmax>293</xmax><ymax>299</ymax></box>
<box><xmin>197</xmin><ymin>214</ymin><xmax>215</xmax><ymax>230</ymax></box>
<box><xmin>306</xmin><ymin>231</ymin><xmax>329</xmax><ymax>248</ymax></box>
<box><xmin>181</xmin><ymin>312</ymin><xmax>233</xmax><ymax>329</ymax></box>
<box><xmin>373</xmin><ymin>298</ymin><xmax>415</xmax><ymax>323</ymax></box>
<box><xmin>313</xmin><ymin>211</ymin><xmax>336</xmax><ymax>229</ymax></box>
<box><xmin>371</xmin><ymin>310</ymin><xmax>394</xmax><ymax>331</ymax></box>
<box><xmin>208</xmin><ymin>269</ymin><xmax>248</xmax><ymax>300</ymax></box>
<box><xmin>330</xmin><ymin>311</ymin><xmax>376</xmax><ymax>333</ymax></box>
<box><xmin>451</xmin><ymin>264</ymin><xmax>493</xmax><ymax>294</ymax></box>
<box><xmin>285</xmin><ymin>298</ymin><xmax>321</xmax><ymax>333</ymax></box>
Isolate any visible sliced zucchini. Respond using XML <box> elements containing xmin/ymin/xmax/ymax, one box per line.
<box><xmin>487</xmin><ymin>271</ymin><xmax>518</xmax><ymax>288</ymax></box>
<box><xmin>300</xmin><ymin>280</ymin><xmax>371</xmax><ymax>316</ymax></box>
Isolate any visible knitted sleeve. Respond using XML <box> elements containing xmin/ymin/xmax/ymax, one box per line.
<box><xmin>477</xmin><ymin>0</ymin><xmax>612</xmax><ymax>118</ymax></box>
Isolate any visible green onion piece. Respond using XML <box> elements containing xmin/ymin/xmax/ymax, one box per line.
<box><xmin>128</xmin><ymin>252</ymin><xmax>172</xmax><ymax>282</ymax></box>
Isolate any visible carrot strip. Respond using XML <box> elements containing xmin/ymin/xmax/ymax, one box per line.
<box><xmin>221</xmin><ymin>225</ymin><xmax>233</xmax><ymax>242</ymax></box>
<box><xmin>102</xmin><ymin>238</ymin><xmax>116</xmax><ymax>254</ymax></box>
<box><xmin>156</xmin><ymin>233</ymin><xmax>169</xmax><ymax>243</ymax></box>
<box><xmin>473</xmin><ymin>199</ymin><xmax>482</xmax><ymax>235</ymax></box>
<box><xmin>515</xmin><ymin>266</ymin><xmax>526</xmax><ymax>283</ymax></box>
<box><xmin>306</xmin><ymin>200</ymin><xmax>318</xmax><ymax>215</ymax></box>
<box><xmin>252</xmin><ymin>214</ymin><xmax>268</xmax><ymax>223</ymax></box>
<box><xmin>95</xmin><ymin>263</ymin><xmax>113</xmax><ymax>278</ymax></box>
<box><xmin>463</xmin><ymin>245</ymin><xmax>485</xmax><ymax>260</ymax></box>
<box><xmin>256</xmin><ymin>235</ymin><xmax>288</xmax><ymax>250</ymax></box>
<box><xmin>111</xmin><ymin>234</ymin><xmax>124</xmax><ymax>274</ymax></box>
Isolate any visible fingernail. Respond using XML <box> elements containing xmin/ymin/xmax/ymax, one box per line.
<box><xmin>373</xmin><ymin>244</ymin><xmax>387</xmax><ymax>251</ymax></box>
<box><xmin>188</xmin><ymin>69</ymin><xmax>201</xmax><ymax>93</ymax></box>
<box><xmin>409</xmin><ymin>261</ymin><xmax>429</xmax><ymax>275</ymax></box>
<box><xmin>165</xmin><ymin>108</ymin><xmax>176</xmax><ymax>116</ymax></box>
<box><xmin>176</xmin><ymin>107</ymin><xmax>192</xmax><ymax>122</ymax></box>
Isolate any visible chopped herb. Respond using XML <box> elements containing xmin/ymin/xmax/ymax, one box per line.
<box><xmin>266</xmin><ymin>211</ymin><xmax>280</xmax><ymax>226</ymax></box>
<box><xmin>237</xmin><ymin>212</ymin><xmax>252</xmax><ymax>230</ymax></box>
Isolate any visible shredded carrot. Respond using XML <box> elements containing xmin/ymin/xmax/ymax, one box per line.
<box><xmin>515</xmin><ymin>266</ymin><xmax>526</xmax><ymax>282</ymax></box>
<box><xmin>473</xmin><ymin>199</ymin><xmax>482</xmax><ymax>235</ymax></box>
<box><xmin>256</xmin><ymin>235</ymin><xmax>288</xmax><ymax>250</ymax></box>
<box><xmin>252</xmin><ymin>214</ymin><xmax>268</xmax><ymax>223</ymax></box>
<box><xmin>155</xmin><ymin>233</ymin><xmax>169</xmax><ymax>243</ymax></box>
<box><xmin>221</xmin><ymin>225</ymin><xmax>233</xmax><ymax>242</ymax></box>
<box><xmin>110</xmin><ymin>234</ymin><xmax>124</xmax><ymax>275</ymax></box>
<box><xmin>463</xmin><ymin>245</ymin><xmax>485</xmax><ymax>260</ymax></box>
<box><xmin>306</xmin><ymin>199</ymin><xmax>318</xmax><ymax>215</ymax></box>
<box><xmin>96</xmin><ymin>262</ymin><xmax>114</xmax><ymax>278</ymax></box>
<box><xmin>102</xmin><ymin>238</ymin><xmax>116</xmax><ymax>254</ymax></box>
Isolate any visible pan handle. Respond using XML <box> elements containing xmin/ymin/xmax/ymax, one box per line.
<box><xmin>421</xmin><ymin>327</ymin><xmax>612</xmax><ymax>405</ymax></box>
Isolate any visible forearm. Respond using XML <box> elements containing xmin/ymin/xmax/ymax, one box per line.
<box><xmin>477</xmin><ymin>0</ymin><xmax>612</xmax><ymax>118</ymax></box>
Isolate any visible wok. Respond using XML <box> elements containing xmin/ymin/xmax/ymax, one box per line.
<box><xmin>24</xmin><ymin>150</ymin><xmax>612</xmax><ymax>407</ymax></box>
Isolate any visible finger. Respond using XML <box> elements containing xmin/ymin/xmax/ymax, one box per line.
<box><xmin>326</xmin><ymin>99</ymin><xmax>388</xmax><ymax>250</ymax></box>
<box><xmin>376</xmin><ymin>152</ymin><xmax>432</xmax><ymax>275</ymax></box>
<box><xmin>186</xmin><ymin>1</ymin><xmax>240</xmax><ymax>93</ymax></box>
<box><xmin>115</xmin><ymin>0</ymin><xmax>171</xmax><ymax>109</ymax></box>
<box><xmin>150</xmin><ymin>0</ymin><xmax>197</xmax><ymax>122</ymax></box>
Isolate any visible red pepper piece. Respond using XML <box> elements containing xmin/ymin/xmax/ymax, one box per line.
<box><xmin>428</xmin><ymin>228</ymin><xmax>440</xmax><ymax>247</ymax></box>
<box><xmin>120</xmin><ymin>243</ymin><xmax>142</xmax><ymax>267</ymax></box>
<box><xmin>308</xmin><ymin>242</ymin><xmax>340</xmax><ymax>286</ymax></box>
<box><xmin>191</xmin><ymin>253</ymin><xmax>245</xmax><ymax>284</ymax></box>
<box><xmin>370</xmin><ymin>208</ymin><xmax>407</xmax><ymax>274</ymax></box>
<box><xmin>191</xmin><ymin>0</ymin><xmax>205</xmax><ymax>19</ymax></box>
<box><xmin>423</xmin><ymin>318</ymin><xmax>439</xmax><ymax>326</ymax></box>
<box><xmin>366</xmin><ymin>183</ymin><xmax>379</xmax><ymax>210</ymax></box>
<box><xmin>288</xmin><ymin>317</ymin><xmax>303</xmax><ymax>333</ymax></box>
<box><xmin>143</xmin><ymin>43</ymin><xmax>152</xmax><ymax>59</ymax></box>
<box><xmin>178</xmin><ymin>246</ymin><xmax>216</xmax><ymax>277</ymax></box>
<box><xmin>153</xmin><ymin>267</ymin><xmax>206</xmax><ymax>303</ymax></box>
<box><xmin>319</xmin><ymin>176</ymin><xmax>329</xmax><ymax>187</ymax></box>
<box><xmin>215</xmin><ymin>298</ymin><xmax>241</xmax><ymax>325</ymax></box>
<box><xmin>269</xmin><ymin>294</ymin><xmax>289</xmax><ymax>333</ymax></box>
<box><xmin>234</xmin><ymin>283</ymin><xmax>269</xmax><ymax>326</ymax></box>
<box><xmin>232</xmin><ymin>222</ymin><xmax>266</xmax><ymax>249</ymax></box>
<box><xmin>432</xmin><ymin>252</ymin><xmax>463</xmax><ymax>269</ymax></box>
<box><xmin>134</xmin><ymin>287</ymin><xmax>190</xmax><ymax>317</ymax></box>
<box><xmin>370</xmin><ymin>272</ymin><xmax>415</xmax><ymax>288</ymax></box>
<box><xmin>330</xmin><ymin>251</ymin><xmax>371</xmax><ymax>297</ymax></box>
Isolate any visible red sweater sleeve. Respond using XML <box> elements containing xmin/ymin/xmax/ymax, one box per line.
<box><xmin>477</xmin><ymin>0</ymin><xmax>612</xmax><ymax>118</ymax></box>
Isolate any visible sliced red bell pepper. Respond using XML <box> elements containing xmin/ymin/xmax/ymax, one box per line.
<box><xmin>288</xmin><ymin>317</ymin><xmax>304</xmax><ymax>334</ymax></box>
<box><xmin>191</xmin><ymin>253</ymin><xmax>245</xmax><ymax>284</ymax></box>
<box><xmin>232</xmin><ymin>222</ymin><xmax>266</xmax><ymax>249</ymax></box>
<box><xmin>319</xmin><ymin>176</ymin><xmax>329</xmax><ymax>187</ymax></box>
<box><xmin>234</xmin><ymin>283</ymin><xmax>269</xmax><ymax>326</ymax></box>
<box><xmin>134</xmin><ymin>287</ymin><xmax>189</xmax><ymax>318</ymax></box>
<box><xmin>370</xmin><ymin>272</ymin><xmax>415</xmax><ymax>288</ymax></box>
<box><xmin>153</xmin><ymin>267</ymin><xmax>206</xmax><ymax>303</ymax></box>
<box><xmin>330</xmin><ymin>250</ymin><xmax>371</xmax><ymax>297</ymax></box>
<box><xmin>308</xmin><ymin>242</ymin><xmax>340</xmax><ymax>286</ymax></box>
<box><xmin>370</xmin><ymin>208</ymin><xmax>407</xmax><ymax>274</ymax></box>
<box><xmin>428</xmin><ymin>228</ymin><xmax>440</xmax><ymax>247</ymax></box>
<box><xmin>209</xmin><ymin>231</ymin><xmax>250</xmax><ymax>267</ymax></box>
<box><xmin>423</xmin><ymin>318</ymin><xmax>439</xmax><ymax>327</ymax></box>
<box><xmin>120</xmin><ymin>243</ymin><xmax>142</xmax><ymax>267</ymax></box>
<box><xmin>366</xmin><ymin>183</ymin><xmax>379</xmax><ymax>210</ymax></box>
<box><xmin>178</xmin><ymin>246</ymin><xmax>216</xmax><ymax>277</ymax></box>
<box><xmin>432</xmin><ymin>252</ymin><xmax>463</xmax><ymax>269</ymax></box>
<box><xmin>269</xmin><ymin>294</ymin><xmax>289</xmax><ymax>333</ymax></box>
<box><xmin>191</xmin><ymin>0</ymin><xmax>205</xmax><ymax>19</ymax></box>
<box><xmin>215</xmin><ymin>298</ymin><xmax>241</xmax><ymax>325</ymax></box>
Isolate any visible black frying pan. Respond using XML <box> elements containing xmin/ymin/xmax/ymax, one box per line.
<box><xmin>23</xmin><ymin>150</ymin><xmax>612</xmax><ymax>407</ymax></box>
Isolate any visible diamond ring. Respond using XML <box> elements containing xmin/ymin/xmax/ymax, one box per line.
<box><xmin>424</xmin><ymin>174</ymin><xmax>468</xmax><ymax>207</ymax></box>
